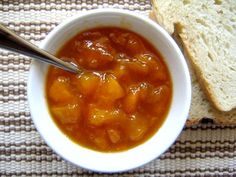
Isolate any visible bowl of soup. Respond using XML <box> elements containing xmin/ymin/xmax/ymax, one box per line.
<box><xmin>27</xmin><ymin>9</ymin><xmax>191</xmax><ymax>172</ymax></box>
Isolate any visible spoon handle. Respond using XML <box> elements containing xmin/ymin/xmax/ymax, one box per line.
<box><xmin>0</xmin><ymin>24</ymin><xmax>79</xmax><ymax>73</ymax></box>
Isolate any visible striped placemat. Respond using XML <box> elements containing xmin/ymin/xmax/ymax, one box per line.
<box><xmin>1</xmin><ymin>0</ymin><xmax>236</xmax><ymax>176</ymax></box>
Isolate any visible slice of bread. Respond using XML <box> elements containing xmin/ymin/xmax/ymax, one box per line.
<box><xmin>151</xmin><ymin>0</ymin><xmax>236</xmax><ymax>112</ymax></box>
<box><xmin>149</xmin><ymin>3</ymin><xmax>236</xmax><ymax>125</ymax></box>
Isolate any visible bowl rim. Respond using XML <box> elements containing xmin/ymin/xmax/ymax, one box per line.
<box><xmin>27</xmin><ymin>8</ymin><xmax>191</xmax><ymax>173</ymax></box>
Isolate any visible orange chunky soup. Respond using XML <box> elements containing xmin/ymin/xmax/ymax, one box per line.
<box><xmin>46</xmin><ymin>27</ymin><xmax>172</xmax><ymax>152</ymax></box>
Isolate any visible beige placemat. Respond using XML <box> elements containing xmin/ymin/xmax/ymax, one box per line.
<box><xmin>0</xmin><ymin>0</ymin><xmax>236</xmax><ymax>176</ymax></box>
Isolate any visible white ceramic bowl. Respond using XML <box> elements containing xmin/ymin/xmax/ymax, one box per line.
<box><xmin>27</xmin><ymin>9</ymin><xmax>191</xmax><ymax>173</ymax></box>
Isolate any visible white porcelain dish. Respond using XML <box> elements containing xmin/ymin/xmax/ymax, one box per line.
<box><xmin>27</xmin><ymin>9</ymin><xmax>191</xmax><ymax>173</ymax></box>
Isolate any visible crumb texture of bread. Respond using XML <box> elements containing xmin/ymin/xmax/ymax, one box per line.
<box><xmin>151</xmin><ymin>0</ymin><xmax>236</xmax><ymax>124</ymax></box>
<box><xmin>151</xmin><ymin>0</ymin><xmax>236</xmax><ymax>112</ymax></box>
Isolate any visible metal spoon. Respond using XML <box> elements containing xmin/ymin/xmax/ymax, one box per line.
<box><xmin>0</xmin><ymin>24</ymin><xmax>80</xmax><ymax>73</ymax></box>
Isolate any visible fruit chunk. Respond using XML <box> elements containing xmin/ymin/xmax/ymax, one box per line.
<box><xmin>135</xmin><ymin>53</ymin><xmax>167</xmax><ymax>81</ymax></box>
<box><xmin>135</xmin><ymin>53</ymin><xmax>157</xmax><ymax>66</ymax></box>
<box><xmin>126</xmin><ymin>61</ymin><xmax>149</xmax><ymax>76</ymax></box>
<box><xmin>93</xmin><ymin>133</ymin><xmax>109</xmax><ymax>150</ymax></box>
<box><xmin>123</xmin><ymin>83</ymin><xmax>148</xmax><ymax>114</ymax></box>
<box><xmin>110</xmin><ymin>32</ymin><xmax>146</xmax><ymax>56</ymax></box>
<box><xmin>49</xmin><ymin>76</ymin><xmax>73</xmax><ymax>103</ymax></box>
<box><xmin>112</xmin><ymin>64</ymin><xmax>127</xmax><ymax>79</ymax></box>
<box><xmin>126</xmin><ymin>34</ymin><xmax>146</xmax><ymax>55</ymax></box>
<box><xmin>51</xmin><ymin>104</ymin><xmax>80</xmax><ymax>124</ymax></box>
<box><xmin>138</xmin><ymin>82</ymin><xmax>149</xmax><ymax>100</ymax></box>
<box><xmin>74</xmin><ymin>72</ymin><xmax>100</xmax><ymax>96</ymax></box>
<box><xmin>107</xmin><ymin>129</ymin><xmax>121</xmax><ymax>143</ymax></box>
<box><xmin>147</xmin><ymin>85</ymin><xmax>171</xmax><ymax>115</ymax></box>
<box><xmin>146</xmin><ymin>85</ymin><xmax>170</xmax><ymax>104</ymax></box>
<box><xmin>151</xmin><ymin>66</ymin><xmax>167</xmax><ymax>81</ymax></box>
<box><xmin>127</xmin><ymin>114</ymin><xmax>148</xmax><ymax>141</ymax></box>
<box><xmin>78</xmin><ymin>37</ymin><xmax>115</xmax><ymax>69</ymax></box>
<box><xmin>123</xmin><ymin>90</ymin><xmax>139</xmax><ymax>114</ymax></box>
<box><xmin>109</xmin><ymin>32</ymin><xmax>128</xmax><ymax>47</ymax></box>
<box><xmin>99</xmin><ymin>75</ymin><xmax>125</xmax><ymax>100</ymax></box>
<box><xmin>87</xmin><ymin>105</ymin><xmax>124</xmax><ymax>126</ymax></box>
<box><xmin>89</xmin><ymin>129</ymin><xmax>109</xmax><ymax>150</ymax></box>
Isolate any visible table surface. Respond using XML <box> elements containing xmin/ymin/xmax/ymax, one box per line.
<box><xmin>0</xmin><ymin>0</ymin><xmax>236</xmax><ymax>176</ymax></box>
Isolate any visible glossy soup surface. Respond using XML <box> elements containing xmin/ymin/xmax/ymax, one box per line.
<box><xmin>46</xmin><ymin>27</ymin><xmax>172</xmax><ymax>152</ymax></box>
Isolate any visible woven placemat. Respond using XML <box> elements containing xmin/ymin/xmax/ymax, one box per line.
<box><xmin>1</xmin><ymin>0</ymin><xmax>236</xmax><ymax>176</ymax></box>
